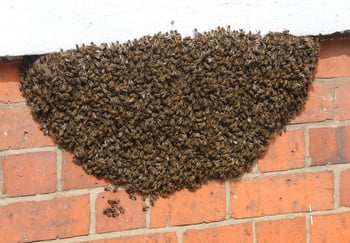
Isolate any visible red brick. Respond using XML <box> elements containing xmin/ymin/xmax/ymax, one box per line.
<box><xmin>340</xmin><ymin>168</ymin><xmax>350</xmax><ymax>207</ymax></box>
<box><xmin>0</xmin><ymin>62</ymin><xmax>24</xmax><ymax>103</ymax></box>
<box><xmin>2</xmin><ymin>152</ymin><xmax>57</xmax><ymax>196</ymax></box>
<box><xmin>0</xmin><ymin>195</ymin><xmax>89</xmax><ymax>242</ymax></box>
<box><xmin>256</xmin><ymin>217</ymin><xmax>306</xmax><ymax>243</ymax></box>
<box><xmin>0</xmin><ymin>82</ymin><xmax>24</xmax><ymax>103</ymax></box>
<box><xmin>316</xmin><ymin>39</ymin><xmax>350</xmax><ymax>78</ymax></box>
<box><xmin>258</xmin><ymin>130</ymin><xmax>305</xmax><ymax>172</ymax></box>
<box><xmin>309</xmin><ymin>126</ymin><xmax>350</xmax><ymax>165</ymax></box>
<box><xmin>230</xmin><ymin>172</ymin><xmax>333</xmax><ymax>218</ymax></box>
<box><xmin>95</xmin><ymin>191</ymin><xmax>146</xmax><ymax>233</ymax></box>
<box><xmin>310</xmin><ymin>212</ymin><xmax>350</xmax><ymax>243</ymax></box>
<box><xmin>183</xmin><ymin>223</ymin><xmax>252</xmax><ymax>243</ymax></box>
<box><xmin>62</xmin><ymin>151</ymin><xmax>107</xmax><ymax>190</ymax></box>
<box><xmin>0</xmin><ymin>62</ymin><xmax>20</xmax><ymax>82</ymax></box>
<box><xmin>336</xmin><ymin>80</ymin><xmax>350</xmax><ymax>121</ymax></box>
<box><xmin>150</xmin><ymin>182</ymin><xmax>226</xmax><ymax>227</ymax></box>
<box><xmin>291</xmin><ymin>82</ymin><xmax>333</xmax><ymax>124</ymax></box>
<box><xmin>341</xmin><ymin>126</ymin><xmax>350</xmax><ymax>163</ymax></box>
<box><xmin>88</xmin><ymin>232</ymin><xmax>177</xmax><ymax>243</ymax></box>
<box><xmin>0</xmin><ymin>106</ymin><xmax>54</xmax><ymax>150</ymax></box>
<box><xmin>309</xmin><ymin>127</ymin><xmax>337</xmax><ymax>165</ymax></box>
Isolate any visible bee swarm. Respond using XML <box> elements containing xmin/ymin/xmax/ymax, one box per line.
<box><xmin>20</xmin><ymin>28</ymin><xmax>319</xmax><ymax>207</ymax></box>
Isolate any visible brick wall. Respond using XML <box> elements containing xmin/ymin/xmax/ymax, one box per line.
<box><xmin>0</xmin><ymin>38</ymin><xmax>350</xmax><ymax>243</ymax></box>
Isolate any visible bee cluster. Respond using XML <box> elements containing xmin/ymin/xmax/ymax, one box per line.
<box><xmin>20</xmin><ymin>27</ymin><xmax>319</xmax><ymax>207</ymax></box>
<box><xmin>103</xmin><ymin>198</ymin><xmax>125</xmax><ymax>218</ymax></box>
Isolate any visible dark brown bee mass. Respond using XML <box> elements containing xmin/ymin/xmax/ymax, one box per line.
<box><xmin>103</xmin><ymin>198</ymin><xmax>125</xmax><ymax>218</ymax></box>
<box><xmin>20</xmin><ymin>28</ymin><xmax>319</xmax><ymax>204</ymax></box>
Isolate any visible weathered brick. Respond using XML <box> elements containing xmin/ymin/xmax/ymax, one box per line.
<box><xmin>309</xmin><ymin>126</ymin><xmax>350</xmax><ymax>165</ymax></box>
<box><xmin>150</xmin><ymin>182</ymin><xmax>226</xmax><ymax>227</ymax></box>
<box><xmin>0</xmin><ymin>195</ymin><xmax>90</xmax><ymax>242</ymax></box>
<box><xmin>0</xmin><ymin>62</ymin><xmax>24</xmax><ymax>103</ymax></box>
<box><xmin>309</xmin><ymin>127</ymin><xmax>337</xmax><ymax>165</ymax></box>
<box><xmin>310</xmin><ymin>212</ymin><xmax>350</xmax><ymax>243</ymax></box>
<box><xmin>2</xmin><ymin>152</ymin><xmax>56</xmax><ymax>196</ymax></box>
<box><xmin>183</xmin><ymin>223</ymin><xmax>252</xmax><ymax>243</ymax></box>
<box><xmin>342</xmin><ymin>126</ymin><xmax>350</xmax><ymax>163</ymax></box>
<box><xmin>336</xmin><ymin>80</ymin><xmax>350</xmax><ymax>121</ymax></box>
<box><xmin>62</xmin><ymin>151</ymin><xmax>107</xmax><ymax>190</ymax></box>
<box><xmin>340</xmin><ymin>168</ymin><xmax>350</xmax><ymax>207</ymax></box>
<box><xmin>258</xmin><ymin>129</ymin><xmax>305</xmax><ymax>172</ymax></box>
<box><xmin>291</xmin><ymin>82</ymin><xmax>333</xmax><ymax>124</ymax></box>
<box><xmin>256</xmin><ymin>217</ymin><xmax>306</xmax><ymax>243</ymax></box>
<box><xmin>0</xmin><ymin>62</ymin><xmax>20</xmax><ymax>82</ymax></box>
<box><xmin>0</xmin><ymin>106</ymin><xmax>54</xmax><ymax>150</ymax></box>
<box><xmin>0</xmin><ymin>81</ymin><xmax>24</xmax><ymax>103</ymax></box>
<box><xmin>88</xmin><ymin>232</ymin><xmax>177</xmax><ymax>243</ymax></box>
<box><xmin>230</xmin><ymin>172</ymin><xmax>333</xmax><ymax>218</ymax></box>
<box><xmin>95</xmin><ymin>191</ymin><xmax>146</xmax><ymax>233</ymax></box>
<box><xmin>316</xmin><ymin>39</ymin><xmax>350</xmax><ymax>78</ymax></box>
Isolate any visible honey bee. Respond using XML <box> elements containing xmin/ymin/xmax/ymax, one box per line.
<box><xmin>129</xmin><ymin>194</ymin><xmax>137</xmax><ymax>201</ymax></box>
<box><xmin>119</xmin><ymin>207</ymin><xmax>125</xmax><ymax>214</ymax></box>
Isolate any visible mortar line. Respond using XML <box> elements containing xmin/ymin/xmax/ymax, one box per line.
<box><xmin>286</xmin><ymin>119</ymin><xmax>350</xmax><ymax>130</ymax></box>
<box><xmin>89</xmin><ymin>189</ymin><xmax>99</xmax><ymax>235</ymax></box>
<box><xmin>0</xmin><ymin>146</ymin><xmax>57</xmax><ymax>156</ymax></box>
<box><xmin>0</xmin><ymin>187</ymin><xmax>105</xmax><ymax>205</ymax></box>
<box><xmin>333</xmin><ymin>167</ymin><xmax>340</xmax><ymax>208</ymax></box>
<box><xmin>225</xmin><ymin>180</ymin><xmax>230</xmax><ymax>220</ymax></box>
<box><xmin>315</xmin><ymin>76</ymin><xmax>350</xmax><ymax>82</ymax></box>
<box><xmin>0</xmin><ymin>102</ymin><xmax>27</xmax><ymax>107</ymax></box>
<box><xmin>239</xmin><ymin>162</ymin><xmax>350</xmax><ymax>179</ymax></box>
<box><xmin>56</xmin><ymin>148</ymin><xmax>63</xmax><ymax>191</ymax></box>
<box><xmin>305</xmin><ymin>215</ymin><xmax>310</xmax><ymax>243</ymax></box>
<box><xmin>32</xmin><ymin>207</ymin><xmax>350</xmax><ymax>243</ymax></box>
<box><xmin>176</xmin><ymin>230</ymin><xmax>183</xmax><ymax>243</ymax></box>
<box><xmin>252</xmin><ymin>159</ymin><xmax>259</xmax><ymax>173</ymax></box>
<box><xmin>304</xmin><ymin>126</ymin><xmax>311</xmax><ymax>167</ymax></box>
<box><xmin>252</xmin><ymin>221</ymin><xmax>256</xmax><ymax>243</ymax></box>
<box><xmin>0</xmin><ymin>56</ymin><xmax>24</xmax><ymax>61</ymax></box>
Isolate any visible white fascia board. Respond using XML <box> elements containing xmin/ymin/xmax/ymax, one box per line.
<box><xmin>0</xmin><ymin>0</ymin><xmax>349</xmax><ymax>56</ymax></box>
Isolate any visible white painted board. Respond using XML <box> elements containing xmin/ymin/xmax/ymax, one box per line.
<box><xmin>0</xmin><ymin>0</ymin><xmax>350</xmax><ymax>56</ymax></box>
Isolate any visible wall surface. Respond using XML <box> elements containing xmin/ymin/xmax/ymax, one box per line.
<box><xmin>1</xmin><ymin>0</ymin><xmax>350</xmax><ymax>56</ymax></box>
<box><xmin>0</xmin><ymin>38</ymin><xmax>350</xmax><ymax>242</ymax></box>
